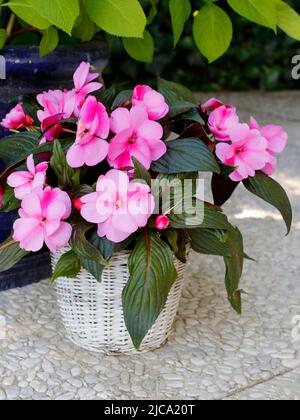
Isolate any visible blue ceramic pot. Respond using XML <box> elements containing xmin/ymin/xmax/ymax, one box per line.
<box><xmin>0</xmin><ymin>40</ymin><xmax>109</xmax><ymax>290</ymax></box>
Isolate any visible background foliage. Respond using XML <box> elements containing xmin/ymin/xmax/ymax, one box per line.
<box><xmin>104</xmin><ymin>0</ymin><xmax>300</xmax><ymax>91</ymax></box>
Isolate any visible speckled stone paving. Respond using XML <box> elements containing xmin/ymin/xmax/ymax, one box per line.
<box><xmin>0</xmin><ymin>92</ymin><xmax>299</xmax><ymax>400</ymax></box>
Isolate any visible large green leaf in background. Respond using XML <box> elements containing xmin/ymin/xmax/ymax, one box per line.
<box><xmin>123</xmin><ymin>232</ymin><xmax>177</xmax><ymax>350</ymax></box>
<box><xmin>169</xmin><ymin>0</ymin><xmax>191</xmax><ymax>47</ymax></box>
<box><xmin>227</xmin><ymin>0</ymin><xmax>277</xmax><ymax>30</ymax></box>
<box><xmin>123</xmin><ymin>30</ymin><xmax>154</xmax><ymax>63</ymax></box>
<box><xmin>8</xmin><ymin>0</ymin><xmax>51</xmax><ymax>30</ymax></box>
<box><xmin>151</xmin><ymin>138</ymin><xmax>220</xmax><ymax>174</ymax></box>
<box><xmin>243</xmin><ymin>172</ymin><xmax>292</xmax><ymax>234</ymax></box>
<box><xmin>84</xmin><ymin>0</ymin><xmax>146</xmax><ymax>38</ymax></box>
<box><xmin>29</xmin><ymin>0</ymin><xmax>80</xmax><ymax>35</ymax></box>
<box><xmin>39</xmin><ymin>27</ymin><xmax>59</xmax><ymax>56</ymax></box>
<box><xmin>193</xmin><ymin>4</ymin><xmax>233</xmax><ymax>63</ymax></box>
<box><xmin>276</xmin><ymin>0</ymin><xmax>300</xmax><ymax>41</ymax></box>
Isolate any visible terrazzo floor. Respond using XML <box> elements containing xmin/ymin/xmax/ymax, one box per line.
<box><xmin>0</xmin><ymin>92</ymin><xmax>299</xmax><ymax>400</ymax></box>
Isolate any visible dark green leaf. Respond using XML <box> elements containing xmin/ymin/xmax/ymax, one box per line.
<box><xmin>243</xmin><ymin>172</ymin><xmax>292</xmax><ymax>234</ymax></box>
<box><xmin>0</xmin><ymin>132</ymin><xmax>41</xmax><ymax>166</ymax></box>
<box><xmin>132</xmin><ymin>157</ymin><xmax>151</xmax><ymax>186</ymax></box>
<box><xmin>224</xmin><ymin>226</ymin><xmax>244</xmax><ymax>314</ymax></box>
<box><xmin>51</xmin><ymin>250</ymin><xmax>81</xmax><ymax>283</ymax></box>
<box><xmin>112</xmin><ymin>90</ymin><xmax>132</xmax><ymax>110</ymax></box>
<box><xmin>212</xmin><ymin>172</ymin><xmax>240</xmax><ymax>206</ymax></box>
<box><xmin>70</xmin><ymin>221</ymin><xmax>108</xmax><ymax>267</ymax></box>
<box><xmin>50</xmin><ymin>140</ymin><xmax>80</xmax><ymax>190</ymax></box>
<box><xmin>151</xmin><ymin>138</ymin><xmax>220</xmax><ymax>174</ymax></box>
<box><xmin>158</xmin><ymin>78</ymin><xmax>198</xmax><ymax>117</ymax></box>
<box><xmin>0</xmin><ymin>186</ymin><xmax>20</xmax><ymax>212</ymax></box>
<box><xmin>123</xmin><ymin>231</ymin><xmax>177</xmax><ymax>350</ymax></box>
<box><xmin>169</xmin><ymin>200</ymin><xmax>230</xmax><ymax>230</ymax></box>
<box><xmin>0</xmin><ymin>237</ymin><xmax>29</xmax><ymax>273</ymax></box>
<box><xmin>189</xmin><ymin>229</ymin><xmax>231</xmax><ymax>257</ymax></box>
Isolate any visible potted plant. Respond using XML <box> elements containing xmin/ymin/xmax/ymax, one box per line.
<box><xmin>0</xmin><ymin>0</ymin><xmax>298</xmax><ymax>290</ymax></box>
<box><xmin>0</xmin><ymin>62</ymin><xmax>292</xmax><ymax>353</ymax></box>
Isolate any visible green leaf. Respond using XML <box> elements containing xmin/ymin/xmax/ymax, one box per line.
<box><xmin>227</xmin><ymin>0</ymin><xmax>277</xmax><ymax>30</ymax></box>
<box><xmin>151</xmin><ymin>138</ymin><xmax>220</xmax><ymax>174</ymax></box>
<box><xmin>50</xmin><ymin>140</ymin><xmax>80</xmax><ymax>190</ymax></box>
<box><xmin>0</xmin><ymin>28</ymin><xmax>7</xmax><ymax>49</ymax></box>
<box><xmin>157</xmin><ymin>78</ymin><xmax>198</xmax><ymax>117</ymax></box>
<box><xmin>169</xmin><ymin>0</ymin><xmax>191</xmax><ymax>47</ymax></box>
<box><xmin>51</xmin><ymin>250</ymin><xmax>81</xmax><ymax>283</ymax></box>
<box><xmin>212</xmin><ymin>172</ymin><xmax>240</xmax><ymax>206</ymax></box>
<box><xmin>8</xmin><ymin>0</ymin><xmax>51</xmax><ymax>30</ymax></box>
<box><xmin>243</xmin><ymin>172</ymin><xmax>292</xmax><ymax>235</ymax></box>
<box><xmin>112</xmin><ymin>90</ymin><xmax>132</xmax><ymax>110</ymax></box>
<box><xmin>73</xmin><ymin>13</ymin><xmax>97</xmax><ymax>42</ymax></box>
<box><xmin>0</xmin><ymin>237</ymin><xmax>29</xmax><ymax>273</ymax></box>
<box><xmin>276</xmin><ymin>0</ymin><xmax>300</xmax><ymax>41</ymax></box>
<box><xmin>0</xmin><ymin>132</ymin><xmax>41</xmax><ymax>166</ymax></box>
<box><xmin>29</xmin><ymin>0</ymin><xmax>80</xmax><ymax>35</ymax></box>
<box><xmin>193</xmin><ymin>4</ymin><xmax>233</xmax><ymax>63</ymax></box>
<box><xmin>132</xmin><ymin>157</ymin><xmax>151</xmax><ymax>186</ymax></box>
<box><xmin>189</xmin><ymin>229</ymin><xmax>231</xmax><ymax>257</ymax></box>
<box><xmin>40</xmin><ymin>27</ymin><xmax>59</xmax><ymax>56</ymax></box>
<box><xmin>123</xmin><ymin>30</ymin><xmax>154</xmax><ymax>63</ymax></box>
<box><xmin>169</xmin><ymin>200</ymin><xmax>231</xmax><ymax>230</ymax></box>
<box><xmin>122</xmin><ymin>231</ymin><xmax>177</xmax><ymax>350</ymax></box>
<box><xmin>70</xmin><ymin>221</ymin><xmax>108</xmax><ymax>267</ymax></box>
<box><xmin>0</xmin><ymin>186</ymin><xmax>20</xmax><ymax>212</ymax></box>
<box><xmin>224</xmin><ymin>226</ymin><xmax>244</xmax><ymax>314</ymax></box>
<box><xmin>84</xmin><ymin>0</ymin><xmax>147</xmax><ymax>38</ymax></box>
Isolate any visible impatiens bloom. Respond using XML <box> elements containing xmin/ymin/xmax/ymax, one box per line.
<box><xmin>201</xmin><ymin>98</ymin><xmax>224</xmax><ymax>112</ymax></box>
<box><xmin>108</xmin><ymin>106</ymin><xmax>166</xmax><ymax>170</ymax></box>
<box><xmin>216</xmin><ymin>124</ymin><xmax>269</xmax><ymax>182</ymax></box>
<box><xmin>0</xmin><ymin>104</ymin><xmax>34</xmax><ymax>130</ymax></box>
<box><xmin>80</xmin><ymin>169</ymin><xmax>155</xmax><ymax>243</ymax></box>
<box><xmin>73</xmin><ymin>197</ymin><xmax>84</xmax><ymax>212</ymax></box>
<box><xmin>67</xmin><ymin>96</ymin><xmax>110</xmax><ymax>168</ymax></box>
<box><xmin>73</xmin><ymin>62</ymin><xmax>103</xmax><ymax>116</ymax></box>
<box><xmin>37</xmin><ymin>89</ymin><xmax>76</xmax><ymax>142</ymax></box>
<box><xmin>0</xmin><ymin>185</ymin><xmax>4</xmax><ymax>207</ymax></box>
<box><xmin>132</xmin><ymin>85</ymin><xmax>169</xmax><ymax>121</ymax></box>
<box><xmin>13</xmin><ymin>187</ymin><xmax>72</xmax><ymax>253</ymax></box>
<box><xmin>250</xmin><ymin>117</ymin><xmax>288</xmax><ymax>175</ymax></box>
<box><xmin>155</xmin><ymin>215</ymin><xmax>170</xmax><ymax>231</ymax></box>
<box><xmin>208</xmin><ymin>104</ymin><xmax>239</xmax><ymax>141</ymax></box>
<box><xmin>7</xmin><ymin>155</ymin><xmax>48</xmax><ymax>200</ymax></box>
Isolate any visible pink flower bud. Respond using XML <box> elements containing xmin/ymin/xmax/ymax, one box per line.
<box><xmin>155</xmin><ymin>215</ymin><xmax>170</xmax><ymax>231</ymax></box>
<box><xmin>73</xmin><ymin>197</ymin><xmax>84</xmax><ymax>211</ymax></box>
<box><xmin>0</xmin><ymin>185</ymin><xmax>5</xmax><ymax>207</ymax></box>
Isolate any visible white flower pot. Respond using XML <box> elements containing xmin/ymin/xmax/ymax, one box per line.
<box><xmin>52</xmin><ymin>249</ymin><xmax>187</xmax><ymax>354</ymax></box>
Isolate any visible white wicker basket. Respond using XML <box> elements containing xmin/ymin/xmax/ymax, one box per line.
<box><xmin>52</xmin><ymin>249</ymin><xmax>187</xmax><ymax>354</ymax></box>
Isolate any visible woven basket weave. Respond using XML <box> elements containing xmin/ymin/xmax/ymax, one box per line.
<box><xmin>52</xmin><ymin>249</ymin><xmax>187</xmax><ymax>354</ymax></box>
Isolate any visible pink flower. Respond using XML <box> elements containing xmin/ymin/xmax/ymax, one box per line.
<box><xmin>208</xmin><ymin>105</ymin><xmax>239</xmax><ymax>141</ymax></box>
<box><xmin>13</xmin><ymin>187</ymin><xmax>72</xmax><ymax>253</ymax></box>
<box><xmin>132</xmin><ymin>85</ymin><xmax>169</xmax><ymax>121</ymax></box>
<box><xmin>73</xmin><ymin>62</ymin><xmax>103</xmax><ymax>116</ymax></box>
<box><xmin>0</xmin><ymin>185</ymin><xmax>4</xmax><ymax>207</ymax></box>
<box><xmin>108</xmin><ymin>106</ymin><xmax>166</xmax><ymax>170</ymax></box>
<box><xmin>155</xmin><ymin>215</ymin><xmax>170</xmax><ymax>231</ymax></box>
<box><xmin>250</xmin><ymin>117</ymin><xmax>288</xmax><ymax>176</ymax></box>
<box><xmin>0</xmin><ymin>104</ymin><xmax>34</xmax><ymax>130</ymax></box>
<box><xmin>7</xmin><ymin>155</ymin><xmax>48</xmax><ymax>200</ymax></box>
<box><xmin>202</xmin><ymin>98</ymin><xmax>224</xmax><ymax>112</ymax></box>
<box><xmin>216</xmin><ymin>124</ymin><xmax>269</xmax><ymax>182</ymax></box>
<box><xmin>37</xmin><ymin>89</ymin><xmax>76</xmax><ymax>142</ymax></box>
<box><xmin>67</xmin><ymin>96</ymin><xmax>110</xmax><ymax>168</ymax></box>
<box><xmin>80</xmin><ymin>169</ymin><xmax>155</xmax><ymax>243</ymax></box>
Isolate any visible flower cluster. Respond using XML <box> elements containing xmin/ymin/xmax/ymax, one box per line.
<box><xmin>0</xmin><ymin>62</ymin><xmax>170</xmax><ymax>253</ymax></box>
<box><xmin>202</xmin><ymin>98</ymin><xmax>288</xmax><ymax>182</ymax></box>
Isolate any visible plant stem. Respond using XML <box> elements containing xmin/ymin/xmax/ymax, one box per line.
<box><xmin>6</xmin><ymin>13</ymin><xmax>16</xmax><ymax>37</ymax></box>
